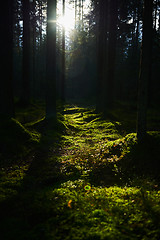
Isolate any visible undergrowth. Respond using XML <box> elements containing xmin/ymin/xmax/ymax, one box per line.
<box><xmin>0</xmin><ymin>103</ymin><xmax>160</xmax><ymax>240</ymax></box>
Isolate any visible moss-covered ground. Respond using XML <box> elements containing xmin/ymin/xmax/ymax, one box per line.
<box><xmin>0</xmin><ymin>103</ymin><xmax>160</xmax><ymax>240</ymax></box>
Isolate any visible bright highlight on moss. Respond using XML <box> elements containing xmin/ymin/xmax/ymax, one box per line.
<box><xmin>84</xmin><ymin>185</ymin><xmax>91</xmax><ymax>191</ymax></box>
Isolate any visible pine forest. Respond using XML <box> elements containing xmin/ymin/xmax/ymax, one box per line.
<box><xmin>0</xmin><ymin>0</ymin><xmax>160</xmax><ymax>239</ymax></box>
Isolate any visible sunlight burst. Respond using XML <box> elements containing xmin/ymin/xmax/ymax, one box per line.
<box><xmin>57</xmin><ymin>1</ymin><xmax>75</xmax><ymax>32</ymax></box>
<box><xmin>57</xmin><ymin>0</ymin><xmax>90</xmax><ymax>33</ymax></box>
<box><xmin>57</xmin><ymin>14</ymin><xmax>74</xmax><ymax>31</ymax></box>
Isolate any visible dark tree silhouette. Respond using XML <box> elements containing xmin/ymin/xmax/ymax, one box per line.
<box><xmin>61</xmin><ymin>0</ymin><xmax>66</xmax><ymax>102</ymax></box>
<box><xmin>97</xmin><ymin>0</ymin><xmax>118</xmax><ymax>114</ymax></box>
<box><xmin>96</xmin><ymin>0</ymin><xmax>108</xmax><ymax>112</ymax></box>
<box><xmin>0</xmin><ymin>0</ymin><xmax>14</xmax><ymax>118</ymax></box>
<box><xmin>137</xmin><ymin>0</ymin><xmax>153</xmax><ymax>140</ymax></box>
<box><xmin>105</xmin><ymin>0</ymin><xmax>118</xmax><ymax>111</ymax></box>
<box><xmin>46</xmin><ymin>0</ymin><xmax>57</xmax><ymax>119</ymax></box>
<box><xmin>21</xmin><ymin>0</ymin><xmax>31</xmax><ymax>106</ymax></box>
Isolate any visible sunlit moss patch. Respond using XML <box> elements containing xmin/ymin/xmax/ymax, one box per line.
<box><xmin>0</xmin><ymin>104</ymin><xmax>160</xmax><ymax>240</ymax></box>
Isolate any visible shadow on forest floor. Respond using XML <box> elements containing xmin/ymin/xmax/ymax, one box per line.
<box><xmin>0</xmin><ymin>103</ymin><xmax>160</xmax><ymax>240</ymax></box>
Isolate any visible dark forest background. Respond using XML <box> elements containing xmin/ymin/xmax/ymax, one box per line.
<box><xmin>1</xmin><ymin>0</ymin><xmax>160</xmax><ymax>139</ymax></box>
<box><xmin>1</xmin><ymin>1</ymin><xmax>160</xmax><ymax>239</ymax></box>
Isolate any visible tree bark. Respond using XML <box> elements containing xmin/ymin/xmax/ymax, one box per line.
<box><xmin>97</xmin><ymin>0</ymin><xmax>118</xmax><ymax>114</ymax></box>
<box><xmin>21</xmin><ymin>0</ymin><xmax>30</xmax><ymax>106</ymax></box>
<box><xmin>75</xmin><ymin>0</ymin><xmax>77</xmax><ymax>29</ymax></box>
<box><xmin>137</xmin><ymin>0</ymin><xmax>153</xmax><ymax>141</ymax></box>
<box><xmin>46</xmin><ymin>0</ymin><xmax>57</xmax><ymax>119</ymax></box>
<box><xmin>0</xmin><ymin>0</ymin><xmax>14</xmax><ymax>118</ymax></box>
<box><xmin>96</xmin><ymin>0</ymin><xmax>108</xmax><ymax>112</ymax></box>
<box><xmin>31</xmin><ymin>0</ymin><xmax>36</xmax><ymax>100</ymax></box>
<box><xmin>61</xmin><ymin>0</ymin><xmax>65</xmax><ymax>102</ymax></box>
<box><xmin>135</xmin><ymin>0</ymin><xmax>140</xmax><ymax>53</ymax></box>
<box><xmin>105</xmin><ymin>0</ymin><xmax>118</xmax><ymax>112</ymax></box>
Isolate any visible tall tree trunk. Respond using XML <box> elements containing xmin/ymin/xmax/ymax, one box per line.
<box><xmin>135</xmin><ymin>0</ymin><xmax>140</xmax><ymax>51</ymax></box>
<box><xmin>46</xmin><ymin>0</ymin><xmax>57</xmax><ymax>119</ymax></box>
<box><xmin>137</xmin><ymin>0</ymin><xmax>153</xmax><ymax>141</ymax></box>
<box><xmin>0</xmin><ymin>0</ymin><xmax>14</xmax><ymax>118</ymax></box>
<box><xmin>97</xmin><ymin>0</ymin><xmax>118</xmax><ymax>114</ymax></box>
<box><xmin>32</xmin><ymin>0</ymin><xmax>36</xmax><ymax>100</ymax></box>
<box><xmin>96</xmin><ymin>0</ymin><xmax>108</xmax><ymax>112</ymax></box>
<box><xmin>61</xmin><ymin>0</ymin><xmax>65</xmax><ymax>102</ymax></box>
<box><xmin>82</xmin><ymin>0</ymin><xmax>84</xmax><ymax>30</ymax></box>
<box><xmin>75</xmin><ymin>0</ymin><xmax>77</xmax><ymax>29</ymax></box>
<box><xmin>21</xmin><ymin>0</ymin><xmax>30</xmax><ymax>106</ymax></box>
<box><xmin>104</xmin><ymin>0</ymin><xmax>118</xmax><ymax>112</ymax></box>
<box><xmin>78</xmin><ymin>0</ymin><xmax>81</xmax><ymax>28</ymax></box>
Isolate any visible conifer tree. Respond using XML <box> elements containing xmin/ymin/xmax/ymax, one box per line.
<box><xmin>46</xmin><ymin>0</ymin><xmax>57</xmax><ymax>118</ymax></box>
<box><xmin>137</xmin><ymin>0</ymin><xmax>153</xmax><ymax>140</ymax></box>
<box><xmin>0</xmin><ymin>0</ymin><xmax>14</xmax><ymax>118</ymax></box>
<box><xmin>21</xmin><ymin>0</ymin><xmax>31</xmax><ymax>106</ymax></box>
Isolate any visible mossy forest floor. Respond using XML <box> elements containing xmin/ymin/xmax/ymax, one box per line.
<box><xmin>0</xmin><ymin>103</ymin><xmax>160</xmax><ymax>240</ymax></box>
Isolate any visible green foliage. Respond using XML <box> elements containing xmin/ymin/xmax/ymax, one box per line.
<box><xmin>1</xmin><ymin>180</ymin><xmax>160</xmax><ymax>240</ymax></box>
<box><xmin>0</xmin><ymin>104</ymin><xmax>160</xmax><ymax>240</ymax></box>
